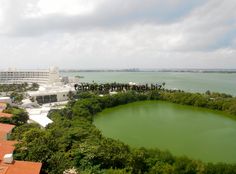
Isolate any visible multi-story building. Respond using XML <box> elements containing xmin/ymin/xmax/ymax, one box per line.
<box><xmin>0</xmin><ymin>67</ymin><xmax>61</xmax><ymax>85</ymax></box>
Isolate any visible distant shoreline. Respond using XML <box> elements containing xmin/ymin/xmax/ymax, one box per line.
<box><xmin>60</xmin><ymin>69</ymin><xmax>236</xmax><ymax>73</ymax></box>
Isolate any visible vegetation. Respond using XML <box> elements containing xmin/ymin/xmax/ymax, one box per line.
<box><xmin>0</xmin><ymin>82</ymin><xmax>39</xmax><ymax>103</ymax></box>
<box><xmin>157</xmin><ymin>90</ymin><xmax>236</xmax><ymax>117</ymax></box>
<box><xmin>10</xmin><ymin>92</ymin><xmax>24</xmax><ymax>103</ymax></box>
<box><xmin>11</xmin><ymin>89</ymin><xmax>236</xmax><ymax>174</ymax></box>
<box><xmin>0</xmin><ymin>106</ymin><xmax>29</xmax><ymax>126</ymax></box>
<box><xmin>0</xmin><ymin>82</ymin><xmax>39</xmax><ymax>92</ymax></box>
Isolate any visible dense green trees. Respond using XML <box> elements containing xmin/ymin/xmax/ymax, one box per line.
<box><xmin>11</xmin><ymin>109</ymin><xmax>29</xmax><ymax>125</ymax></box>
<box><xmin>10</xmin><ymin>92</ymin><xmax>24</xmax><ymax>103</ymax></box>
<box><xmin>11</xmin><ymin>90</ymin><xmax>236</xmax><ymax>174</ymax></box>
<box><xmin>0</xmin><ymin>107</ymin><xmax>29</xmax><ymax>126</ymax></box>
<box><xmin>0</xmin><ymin>83</ymin><xmax>28</xmax><ymax>92</ymax></box>
<box><xmin>157</xmin><ymin>90</ymin><xmax>236</xmax><ymax>117</ymax></box>
<box><xmin>0</xmin><ymin>82</ymin><xmax>39</xmax><ymax>92</ymax></box>
<box><xmin>30</xmin><ymin>83</ymin><xmax>40</xmax><ymax>91</ymax></box>
<box><xmin>0</xmin><ymin>83</ymin><xmax>39</xmax><ymax>103</ymax></box>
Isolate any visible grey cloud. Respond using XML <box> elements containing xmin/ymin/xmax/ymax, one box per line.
<box><xmin>5</xmin><ymin>0</ymin><xmax>206</xmax><ymax>36</ymax></box>
<box><xmin>5</xmin><ymin>0</ymin><xmax>235</xmax><ymax>53</ymax></box>
<box><xmin>165</xmin><ymin>0</ymin><xmax>236</xmax><ymax>52</ymax></box>
<box><xmin>0</xmin><ymin>0</ymin><xmax>236</xmax><ymax>70</ymax></box>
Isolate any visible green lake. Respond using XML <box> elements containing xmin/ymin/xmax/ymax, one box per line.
<box><xmin>94</xmin><ymin>101</ymin><xmax>236</xmax><ymax>163</ymax></box>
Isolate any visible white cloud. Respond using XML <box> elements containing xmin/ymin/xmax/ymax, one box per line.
<box><xmin>0</xmin><ymin>0</ymin><xmax>235</xmax><ymax>69</ymax></box>
<box><xmin>38</xmin><ymin>0</ymin><xmax>100</xmax><ymax>16</ymax></box>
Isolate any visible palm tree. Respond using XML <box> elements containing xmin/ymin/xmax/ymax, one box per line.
<box><xmin>162</xmin><ymin>82</ymin><xmax>166</xmax><ymax>89</ymax></box>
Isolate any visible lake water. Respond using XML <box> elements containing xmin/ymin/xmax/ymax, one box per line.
<box><xmin>61</xmin><ymin>72</ymin><xmax>236</xmax><ymax>96</ymax></box>
<box><xmin>94</xmin><ymin>101</ymin><xmax>236</xmax><ymax>163</ymax></box>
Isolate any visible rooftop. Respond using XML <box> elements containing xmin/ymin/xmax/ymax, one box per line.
<box><xmin>0</xmin><ymin>67</ymin><xmax>58</xmax><ymax>72</ymax></box>
<box><xmin>0</xmin><ymin>123</ymin><xmax>42</xmax><ymax>174</ymax></box>
<box><xmin>0</xmin><ymin>103</ymin><xmax>7</xmax><ymax>107</ymax></box>
<box><xmin>0</xmin><ymin>98</ymin><xmax>10</xmax><ymax>100</ymax></box>
<box><xmin>0</xmin><ymin>113</ymin><xmax>13</xmax><ymax>118</ymax></box>
<box><xmin>0</xmin><ymin>124</ymin><xmax>15</xmax><ymax>135</ymax></box>
<box><xmin>0</xmin><ymin>132</ymin><xmax>6</xmax><ymax>140</ymax></box>
<box><xmin>0</xmin><ymin>141</ymin><xmax>16</xmax><ymax>161</ymax></box>
<box><xmin>0</xmin><ymin>160</ymin><xmax>42</xmax><ymax>174</ymax></box>
<box><xmin>27</xmin><ymin>84</ymin><xmax>75</xmax><ymax>96</ymax></box>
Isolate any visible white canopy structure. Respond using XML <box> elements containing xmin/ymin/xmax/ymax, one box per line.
<box><xmin>26</xmin><ymin>107</ymin><xmax>53</xmax><ymax>128</ymax></box>
<box><xmin>28</xmin><ymin>114</ymin><xmax>53</xmax><ymax>128</ymax></box>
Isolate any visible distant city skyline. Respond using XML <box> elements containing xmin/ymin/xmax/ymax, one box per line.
<box><xmin>0</xmin><ymin>0</ymin><xmax>236</xmax><ymax>69</ymax></box>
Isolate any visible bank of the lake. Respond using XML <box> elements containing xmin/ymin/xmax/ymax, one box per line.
<box><xmin>94</xmin><ymin>100</ymin><xmax>236</xmax><ymax>163</ymax></box>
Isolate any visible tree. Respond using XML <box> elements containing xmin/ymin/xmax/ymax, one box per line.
<box><xmin>11</xmin><ymin>110</ymin><xmax>29</xmax><ymax>126</ymax></box>
<box><xmin>162</xmin><ymin>82</ymin><xmax>166</xmax><ymax>89</ymax></box>
<box><xmin>68</xmin><ymin>91</ymin><xmax>76</xmax><ymax>101</ymax></box>
<box><xmin>30</xmin><ymin>83</ymin><xmax>39</xmax><ymax>91</ymax></box>
<box><xmin>63</xmin><ymin>168</ymin><xmax>78</xmax><ymax>174</ymax></box>
<box><xmin>149</xmin><ymin>162</ymin><xmax>174</xmax><ymax>174</ymax></box>
<box><xmin>10</xmin><ymin>92</ymin><xmax>24</xmax><ymax>103</ymax></box>
<box><xmin>205</xmin><ymin>90</ymin><xmax>211</xmax><ymax>95</ymax></box>
<box><xmin>12</xmin><ymin>89</ymin><xmax>236</xmax><ymax>174</ymax></box>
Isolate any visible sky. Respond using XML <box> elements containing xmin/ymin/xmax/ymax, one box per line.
<box><xmin>0</xmin><ymin>0</ymin><xmax>236</xmax><ymax>69</ymax></box>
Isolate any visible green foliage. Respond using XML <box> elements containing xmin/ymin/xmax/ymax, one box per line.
<box><xmin>105</xmin><ymin>168</ymin><xmax>131</xmax><ymax>174</ymax></box>
<box><xmin>173</xmin><ymin>157</ymin><xmax>205</xmax><ymax>174</ymax></box>
<box><xmin>10</xmin><ymin>92</ymin><xmax>24</xmax><ymax>103</ymax></box>
<box><xmin>158</xmin><ymin>90</ymin><xmax>236</xmax><ymax>117</ymax></box>
<box><xmin>149</xmin><ymin>162</ymin><xmax>174</xmax><ymax>174</ymax></box>
<box><xmin>0</xmin><ymin>83</ymin><xmax>39</xmax><ymax>92</ymax></box>
<box><xmin>11</xmin><ymin>90</ymin><xmax>236</xmax><ymax>174</ymax></box>
<box><xmin>0</xmin><ymin>107</ymin><xmax>29</xmax><ymax>126</ymax></box>
<box><xmin>0</xmin><ymin>83</ymin><xmax>28</xmax><ymax>92</ymax></box>
<box><xmin>204</xmin><ymin>163</ymin><xmax>236</xmax><ymax>174</ymax></box>
<box><xmin>46</xmin><ymin>152</ymin><xmax>72</xmax><ymax>174</ymax></box>
<box><xmin>0</xmin><ymin>83</ymin><xmax>39</xmax><ymax>103</ymax></box>
<box><xmin>10</xmin><ymin>123</ymin><xmax>40</xmax><ymax>140</ymax></box>
<box><xmin>227</xmin><ymin>103</ymin><xmax>236</xmax><ymax>115</ymax></box>
<box><xmin>30</xmin><ymin>83</ymin><xmax>39</xmax><ymax>91</ymax></box>
<box><xmin>92</xmin><ymin>138</ymin><xmax>131</xmax><ymax>169</ymax></box>
<box><xmin>11</xmin><ymin>110</ymin><xmax>29</xmax><ymax>126</ymax></box>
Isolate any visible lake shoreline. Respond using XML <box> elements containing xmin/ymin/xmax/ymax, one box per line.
<box><xmin>95</xmin><ymin>100</ymin><xmax>236</xmax><ymax>163</ymax></box>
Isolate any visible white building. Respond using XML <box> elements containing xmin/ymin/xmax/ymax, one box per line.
<box><xmin>0</xmin><ymin>97</ymin><xmax>12</xmax><ymax>105</ymax></box>
<box><xmin>61</xmin><ymin>76</ymin><xmax>80</xmax><ymax>84</ymax></box>
<box><xmin>27</xmin><ymin>85</ymin><xmax>75</xmax><ymax>105</ymax></box>
<box><xmin>0</xmin><ymin>67</ymin><xmax>61</xmax><ymax>85</ymax></box>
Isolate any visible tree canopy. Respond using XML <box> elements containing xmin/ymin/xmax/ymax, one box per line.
<box><xmin>11</xmin><ymin>89</ymin><xmax>236</xmax><ymax>174</ymax></box>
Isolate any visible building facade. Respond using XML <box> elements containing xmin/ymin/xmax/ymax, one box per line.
<box><xmin>0</xmin><ymin>67</ymin><xmax>60</xmax><ymax>85</ymax></box>
<box><xmin>27</xmin><ymin>85</ymin><xmax>75</xmax><ymax>104</ymax></box>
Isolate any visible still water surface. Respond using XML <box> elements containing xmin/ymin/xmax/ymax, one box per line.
<box><xmin>61</xmin><ymin>72</ymin><xmax>236</xmax><ymax>95</ymax></box>
<box><xmin>94</xmin><ymin>101</ymin><xmax>236</xmax><ymax>163</ymax></box>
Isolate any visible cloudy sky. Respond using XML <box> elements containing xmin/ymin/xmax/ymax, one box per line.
<box><xmin>0</xmin><ymin>0</ymin><xmax>236</xmax><ymax>69</ymax></box>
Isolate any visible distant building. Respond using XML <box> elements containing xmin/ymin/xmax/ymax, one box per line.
<box><xmin>61</xmin><ymin>76</ymin><xmax>80</xmax><ymax>84</ymax></box>
<box><xmin>0</xmin><ymin>67</ymin><xmax>61</xmax><ymax>85</ymax></box>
